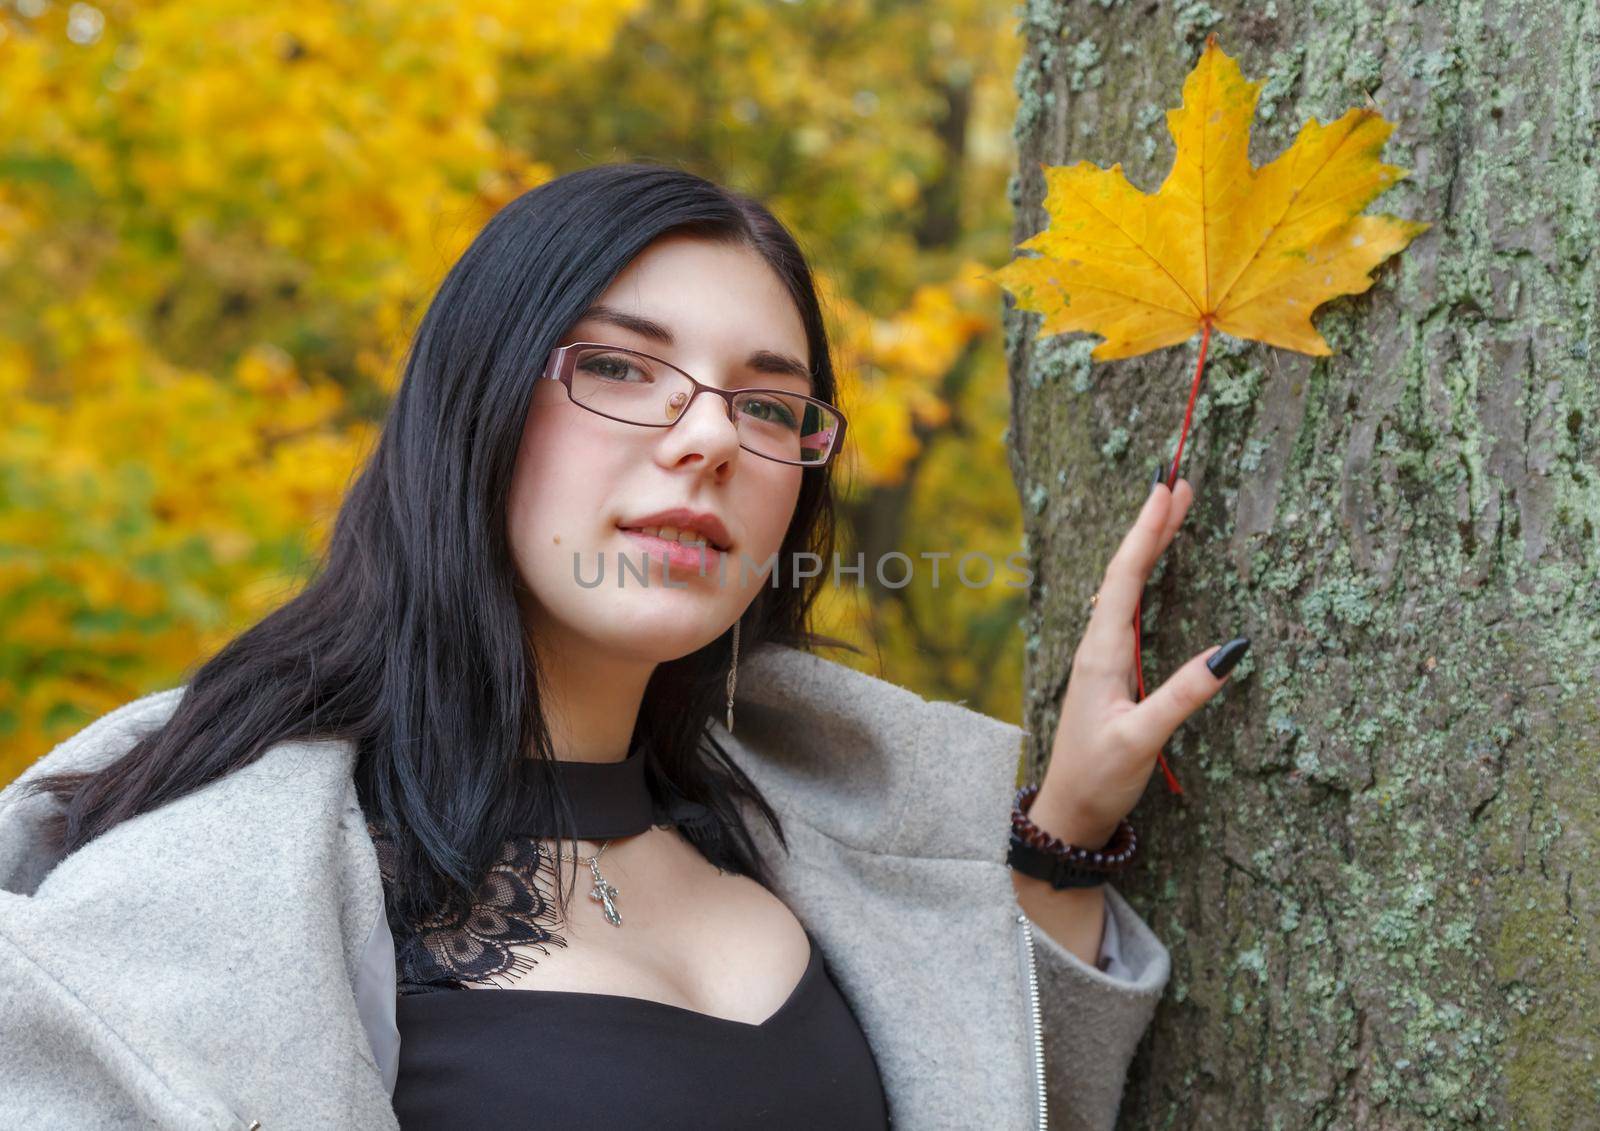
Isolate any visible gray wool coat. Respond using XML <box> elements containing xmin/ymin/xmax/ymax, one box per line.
<box><xmin>0</xmin><ymin>642</ymin><xmax>1170</xmax><ymax>1130</ymax></box>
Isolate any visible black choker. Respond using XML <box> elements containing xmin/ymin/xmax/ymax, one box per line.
<box><xmin>513</xmin><ymin>741</ymin><xmax>659</xmax><ymax>840</ymax></box>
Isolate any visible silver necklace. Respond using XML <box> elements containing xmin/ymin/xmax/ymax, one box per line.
<box><xmin>546</xmin><ymin>838</ymin><xmax>623</xmax><ymax>926</ymax></box>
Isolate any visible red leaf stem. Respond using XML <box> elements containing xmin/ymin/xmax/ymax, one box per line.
<box><xmin>1134</xmin><ymin>319</ymin><xmax>1213</xmax><ymax>795</ymax></box>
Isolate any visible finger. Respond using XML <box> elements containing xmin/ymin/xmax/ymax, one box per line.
<box><xmin>1112</xmin><ymin>478</ymin><xmax>1192</xmax><ymax>699</ymax></box>
<box><xmin>1123</xmin><ymin>477</ymin><xmax>1191</xmax><ymax>700</ymax></box>
<box><xmin>1084</xmin><ymin>480</ymin><xmax>1172</xmax><ymax>654</ymax></box>
<box><xmin>1155</xmin><ymin>477</ymin><xmax>1194</xmax><ymax>555</ymax></box>
<box><xmin>1113</xmin><ymin>639</ymin><xmax>1248</xmax><ymax>754</ymax></box>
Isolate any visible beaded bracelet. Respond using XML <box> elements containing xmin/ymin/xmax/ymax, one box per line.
<box><xmin>1006</xmin><ymin>783</ymin><xmax>1139</xmax><ymax>890</ymax></box>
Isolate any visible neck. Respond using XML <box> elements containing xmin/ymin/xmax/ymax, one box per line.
<box><xmin>525</xmin><ymin>622</ymin><xmax>653</xmax><ymax>765</ymax></box>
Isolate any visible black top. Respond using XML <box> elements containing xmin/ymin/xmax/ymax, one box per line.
<box><xmin>391</xmin><ymin>925</ymin><xmax>887</xmax><ymax>1129</ymax></box>
<box><xmin>370</xmin><ymin>741</ymin><xmax>890</xmax><ymax>1129</ymax></box>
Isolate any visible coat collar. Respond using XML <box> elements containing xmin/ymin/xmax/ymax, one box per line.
<box><xmin>720</xmin><ymin>642</ymin><xmax>1028</xmax><ymax>862</ymax></box>
<box><xmin>718</xmin><ymin>643</ymin><xmax>1041</xmax><ymax>1127</ymax></box>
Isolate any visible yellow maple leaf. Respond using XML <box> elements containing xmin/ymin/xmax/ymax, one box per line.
<box><xmin>987</xmin><ymin>33</ymin><xmax>1430</xmax><ymax>360</ymax></box>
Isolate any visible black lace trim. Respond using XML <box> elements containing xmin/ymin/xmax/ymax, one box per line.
<box><xmin>368</xmin><ymin>821</ymin><xmax>572</xmax><ymax>994</ymax></box>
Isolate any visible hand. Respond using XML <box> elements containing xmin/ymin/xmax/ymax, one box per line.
<box><xmin>1032</xmin><ymin>472</ymin><xmax>1250</xmax><ymax>847</ymax></box>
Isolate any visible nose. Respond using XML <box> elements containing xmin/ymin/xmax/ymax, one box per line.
<box><xmin>659</xmin><ymin>385</ymin><xmax>742</xmax><ymax>469</ymax></box>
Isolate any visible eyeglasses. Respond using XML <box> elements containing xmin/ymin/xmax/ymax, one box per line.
<box><xmin>540</xmin><ymin>342</ymin><xmax>848</xmax><ymax>467</ymax></box>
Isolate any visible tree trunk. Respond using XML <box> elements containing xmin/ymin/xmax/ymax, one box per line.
<box><xmin>1004</xmin><ymin>4</ymin><xmax>1599</xmax><ymax>1128</ymax></box>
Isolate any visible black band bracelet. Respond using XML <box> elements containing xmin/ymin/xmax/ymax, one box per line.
<box><xmin>1006</xmin><ymin>784</ymin><xmax>1138</xmax><ymax>890</ymax></box>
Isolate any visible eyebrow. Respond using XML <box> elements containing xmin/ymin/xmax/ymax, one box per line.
<box><xmin>577</xmin><ymin>303</ymin><xmax>816</xmax><ymax>392</ymax></box>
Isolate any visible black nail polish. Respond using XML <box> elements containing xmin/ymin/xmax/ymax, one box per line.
<box><xmin>1206</xmin><ymin>636</ymin><xmax>1251</xmax><ymax>679</ymax></box>
<box><xmin>1152</xmin><ymin>462</ymin><xmax>1167</xmax><ymax>488</ymax></box>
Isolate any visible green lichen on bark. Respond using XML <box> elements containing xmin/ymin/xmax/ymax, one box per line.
<box><xmin>1003</xmin><ymin>1</ymin><xmax>1600</xmax><ymax>1127</ymax></box>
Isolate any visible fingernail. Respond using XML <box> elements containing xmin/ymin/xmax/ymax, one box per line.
<box><xmin>1151</xmin><ymin>462</ymin><xmax>1167</xmax><ymax>491</ymax></box>
<box><xmin>1206</xmin><ymin>636</ymin><xmax>1251</xmax><ymax>679</ymax></box>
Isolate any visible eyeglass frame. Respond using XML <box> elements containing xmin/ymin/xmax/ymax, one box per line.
<box><xmin>539</xmin><ymin>340</ymin><xmax>849</xmax><ymax>468</ymax></box>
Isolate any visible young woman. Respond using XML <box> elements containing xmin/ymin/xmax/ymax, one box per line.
<box><xmin>0</xmin><ymin>163</ymin><xmax>1247</xmax><ymax>1129</ymax></box>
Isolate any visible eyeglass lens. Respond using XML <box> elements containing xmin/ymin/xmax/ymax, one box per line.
<box><xmin>568</xmin><ymin>347</ymin><xmax>840</xmax><ymax>465</ymax></box>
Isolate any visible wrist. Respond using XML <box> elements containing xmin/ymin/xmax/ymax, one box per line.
<box><xmin>1027</xmin><ymin>788</ymin><xmax>1119</xmax><ymax>850</ymax></box>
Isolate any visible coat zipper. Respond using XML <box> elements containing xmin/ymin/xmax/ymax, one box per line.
<box><xmin>1015</xmin><ymin>911</ymin><xmax>1048</xmax><ymax>1131</ymax></box>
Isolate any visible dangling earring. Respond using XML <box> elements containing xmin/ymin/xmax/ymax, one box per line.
<box><xmin>725</xmin><ymin>618</ymin><xmax>741</xmax><ymax>734</ymax></box>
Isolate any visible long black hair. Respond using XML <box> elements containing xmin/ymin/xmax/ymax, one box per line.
<box><xmin>23</xmin><ymin>161</ymin><xmax>858</xmax><ymax>935</ymax></box>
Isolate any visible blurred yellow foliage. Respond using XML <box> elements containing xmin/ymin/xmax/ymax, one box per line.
<box><xmin>828</xmin><ymin>266</ymin><xmax>996</xmax><ymax>485</ymax></box>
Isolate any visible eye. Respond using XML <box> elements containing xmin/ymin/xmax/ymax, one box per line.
<box><xmin>738</xmin><ymin>394</ymin><xmax>801</xmax><ymax>430</ymax></box>
<box><xmin>578</xmin><ymin>353</ymin><xmax>652</xmax><ymax>383</ymax></box>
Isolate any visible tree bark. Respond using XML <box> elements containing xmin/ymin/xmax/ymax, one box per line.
<box><xmin>1004</xmin><ymin>3</ymin><xmax>1599</xmax><ymax>1128</ymax></box>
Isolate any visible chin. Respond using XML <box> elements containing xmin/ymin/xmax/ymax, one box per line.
<box><xmin>598</xmin><ymin>624</ymin><xmax>735</xmax><ymax>668</ymax></box>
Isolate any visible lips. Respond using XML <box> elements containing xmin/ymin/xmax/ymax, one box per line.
<box><xmin>615</xmin><ymin>507</ymin><xmax>733</xmax><ymax>552</ymax></box>
<box><xmin>617</xmin><ymin>527</ymin><xmax>728</xmax><ymax>574</ymax></box>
